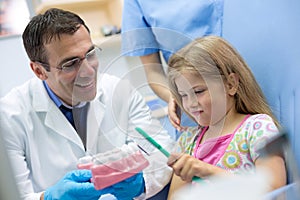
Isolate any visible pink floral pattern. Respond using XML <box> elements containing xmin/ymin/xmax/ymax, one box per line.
<box><xmin>176</xmin><ymin>114</ymin><xmax>280</xmax><ymax>174</ymax></box>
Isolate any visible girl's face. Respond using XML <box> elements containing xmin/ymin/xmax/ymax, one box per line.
<box><xmin>175</xmin><ymin>71</ymin><xmax>229</xmax><ymax>126</ymax></box>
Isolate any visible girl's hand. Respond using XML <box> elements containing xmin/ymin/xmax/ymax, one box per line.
<box><xmin>168</xmin><ymin>153</ymin><xmax>204</xmax><ymax>182</ymax></box>
<box><xmin>168</xmin><ymin>153</ymin><xmax>224</xmax><ymax>182</ymax></box>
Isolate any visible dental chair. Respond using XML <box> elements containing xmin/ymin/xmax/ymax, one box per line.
<box><xmin>223</xmin><ymin>0</ymin><xmax>300</xmax><ymax>198</ymax></box>
<box><xmin>223</xmin><ymin>0</ymin><xmax>300</xmax><ymax>176</ymax></box>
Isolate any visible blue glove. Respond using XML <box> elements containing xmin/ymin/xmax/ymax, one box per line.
<box><xmin>110</xmin><ymin>172</ymin><xmax>145</xmax><ymax>200</ymax></box>
<box><xmin>44</xmin><ymin>169</ymin><xmax>113</xmax><ymax>200</ymax></box>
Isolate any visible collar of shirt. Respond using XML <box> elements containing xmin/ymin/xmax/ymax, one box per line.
<box><xmin>43</xmin><ymin>80</ymin><xmax>87</xmax><ymax>109</ymax></box>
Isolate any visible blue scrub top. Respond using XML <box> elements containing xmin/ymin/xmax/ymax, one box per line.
<box><xmin>121</xmin><ymin>0</ymin><xmax>224</xmax><ymax>62</ymax></box>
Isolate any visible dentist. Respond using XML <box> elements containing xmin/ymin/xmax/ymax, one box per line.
<box><xmin>0</xmin><ymin>8</ymin><xmax>173</xmax><ymax>200</ymax></box>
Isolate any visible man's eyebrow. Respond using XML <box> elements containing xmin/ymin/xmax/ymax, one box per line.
<box><xmin>57</xmin><ymin>45</ymin><xmax>95</xmax><ymax>66</ymax></box>
<box><xmin>58</xmin><ymin>56</ymin><xmax>78</xmax><ymax>66</ymax></box>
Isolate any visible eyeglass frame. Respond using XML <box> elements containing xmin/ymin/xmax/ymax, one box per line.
<box><xmin>35</xmin><ymin>46</ymin><xmax>102</xmax><ymax>73</ymax></box>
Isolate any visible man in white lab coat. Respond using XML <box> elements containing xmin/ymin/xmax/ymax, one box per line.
<box><xmin>0</xmin><ymin>8</ymin><xmax>173</xmax><ymax>200</ymax></box>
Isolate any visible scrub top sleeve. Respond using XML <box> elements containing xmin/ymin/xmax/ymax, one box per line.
<box><xmin>121</xmin><ymin>0</ymin><xmax>159</xmax><ymax>57</ymax></box>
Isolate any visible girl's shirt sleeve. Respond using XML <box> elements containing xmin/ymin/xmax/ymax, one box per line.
<box><xmin>175</xmin><ymin>127</ymin><xmax>200</xmax><ymax>155</ymax></box>
<box><xmin>246</xmin><ymin>114</ymin><xmax>281</xmax><ymax>162</ymax></box>
<box><xmin>214</xmin><ymin>114</ymin><xmax>281</xmax><ymax>173</ymax></box>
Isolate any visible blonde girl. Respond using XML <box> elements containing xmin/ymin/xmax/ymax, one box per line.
<box><xmin>167</xmin><ymin>36</ymin><xmax>286</xmax><ymax>198</ymax></box>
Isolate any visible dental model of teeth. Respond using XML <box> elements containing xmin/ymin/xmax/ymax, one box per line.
<box><xmin>77</xmin><ymin>143</ymin><xmax>149</xmax><ymax>190</ymax></box>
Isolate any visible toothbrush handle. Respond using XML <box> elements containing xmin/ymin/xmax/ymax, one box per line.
<box><xmin>192</xmin><ymin>176</ymin><xmax>202</xmax><ymax>182</ymax></box>
<box><xmin>135</xmin><ymin>127</ymin><xmax>170</xmax><ymax>157</ymax></box>
<box><xmin>135</xmin><ymin>127</ymin><xmax>202</xmax><ymax>182</ymax></box>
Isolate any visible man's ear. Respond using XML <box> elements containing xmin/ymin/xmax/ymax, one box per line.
<box><xmin>30</xmin><ymin>61</ymin><xmax>48</xmax><ymax>80</ymax></box>
<box><xmin>226</xmin><ymin>73</ymin><xmax>239</xmax><ymax>96</ymax></box>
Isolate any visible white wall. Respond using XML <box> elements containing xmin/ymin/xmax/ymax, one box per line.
<box><xmin>96</xmin><ymin>35</ymin><xmax>152</xmax><ymax>96</ymax></box>
<box><xmin>0</xmin><ymin>35</ymin><xmax>33</xmax><ymax>97</ymax></box>
<box><xmin>0</xmin><ymin>34</ymin><xmax>153</xmax><ymax>97</ymax></box>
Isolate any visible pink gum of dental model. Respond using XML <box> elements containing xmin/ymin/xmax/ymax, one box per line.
<box><xmin>77</xmin><ymin>150</ymin><xmax>149</xmax><ymax>190</ymax></box>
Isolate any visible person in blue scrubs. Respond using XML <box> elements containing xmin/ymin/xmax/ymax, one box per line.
<box><xmin>121</xmin><ymin>0</ymin><xmax>224</xmax><ymax>138</ymax></box>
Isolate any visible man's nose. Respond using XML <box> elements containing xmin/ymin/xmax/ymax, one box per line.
<box><xmin>78</xmin><ymin>59</ymin><xmax>96</xmax><ymax>76</ymax></box>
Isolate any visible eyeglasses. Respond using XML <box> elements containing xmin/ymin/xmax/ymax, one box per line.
<box><xmin>37</xmin><ymin>46</ymin><xmax>101</xmax><ymax>73</ymax></box>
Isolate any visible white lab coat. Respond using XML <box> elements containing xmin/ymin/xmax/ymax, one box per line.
<box><xmin>0</xmin><ymin>73</ymin><xmax>173</xmax><ymax>200</ymax></box>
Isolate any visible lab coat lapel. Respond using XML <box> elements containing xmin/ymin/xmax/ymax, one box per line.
<box><xmin>32</xmin><ymin>80</ymin><xmax>85</xmax><ymax>151</ymax></box>
<box><xmin>44</xmin><ymin>105</ymin><xmax>85</xmax><ymax>150</ymax></box>
<box><xmin>86</xmin><ymin>97</ymin><xmax>105</xmax><ymax>153</ymax></box>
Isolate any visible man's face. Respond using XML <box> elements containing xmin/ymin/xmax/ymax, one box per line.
<box><xmin>43</xmin><ymin>26</ymin><xmax>99</xmax><ymax>106</ymax></box>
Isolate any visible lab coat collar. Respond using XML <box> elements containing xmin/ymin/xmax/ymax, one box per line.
<box><xmin>44</xmin><ymin>104</ymin><xmax>85</xmax><ymax>150</ymax></box>
<box><xmin>86</xmin><ymin>97</ymin><xmax>105</xmax><ymax>153</ymax></box>
<box><xmin>31</xmin><ymin>78</ymin><xmax>107</xmax><ymax>153</ymax></box>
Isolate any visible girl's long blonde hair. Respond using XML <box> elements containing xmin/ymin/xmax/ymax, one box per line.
<box><xmin>168</xmin><ymin>36</ymin><xmax>280</xmax><ymax>128</ymax></box>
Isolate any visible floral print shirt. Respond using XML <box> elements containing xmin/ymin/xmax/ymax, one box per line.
<box><xmin>175</xmin><ymin>114</ymin><xmax>280</xmax><ymax>174</ymax></box>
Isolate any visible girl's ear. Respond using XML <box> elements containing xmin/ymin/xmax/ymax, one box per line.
<box><xmin>226</xmin><ymin>73</ymin><xmax>239</xmax><ymax>96</ymax></box>
<box><xmin>30</xmin><ymin>61</ymin><xmax>48</xmax><ymax>80</ymax></box>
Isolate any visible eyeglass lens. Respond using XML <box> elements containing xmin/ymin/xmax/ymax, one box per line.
<box><xmin>61</xmin><ymin>47</ymin><xmax>100</xmax><ymax>72</ymax></box>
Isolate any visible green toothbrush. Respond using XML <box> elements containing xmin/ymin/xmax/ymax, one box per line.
<box><xmin>135</xmin><ymin>127</ymin><xmax>202</xmax><ymax>182</ymax></box>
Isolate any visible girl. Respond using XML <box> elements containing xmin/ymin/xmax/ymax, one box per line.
<box><xmin>167</xmin><ymin>36</ymin><xmax>286</xmax><ymax>198</ymax></box>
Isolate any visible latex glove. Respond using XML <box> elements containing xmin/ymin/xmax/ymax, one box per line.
<box><xmin>44</xmin><ymin>169</ymin><xmax>112</xmax><ymax>200</ymax></box>
<box><xmin>110</xmin><ymin>172</ymin><xmax>145</xmax><ymax>200</ymax></box>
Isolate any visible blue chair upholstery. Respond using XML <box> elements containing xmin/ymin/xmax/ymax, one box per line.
<box><xmin>223</xmin><ymin>0</ymin><xmax>300</xmax><ymax>174</ymax></box>
<box><xmin>218</xmin><ymin>1</ymin><xmax>300</xmax><ymax>198</ymax></box>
